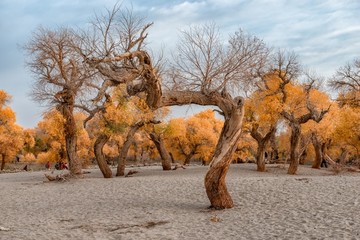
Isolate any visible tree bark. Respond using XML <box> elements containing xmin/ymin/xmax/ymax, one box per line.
<box><xmin>1</xmin><ymin>154</ymin><xmax>5</xmax><ymax>170</ymax></box>
<box><xmin>270</xmin><ymin>134</ymin><xmax>279</xmax><ymax>163</ymax></box>
<box><xmin>149</xmin><ymin>133</ymin><xmax>172</xmax><ymax>170</ymax></box>
<box><xmin>256</xmin><ymin>145</ymin><xmax>267</xmax><ymax>172</ymax></box>
<box><xmin>311</xmin><ymin>134</ymin><xmax>322</xmax><ymax>169</ymax></box>
<box><xmin>94</xmin><ymin>134</ymin><xmax>112</xmax><ymax>178</ymax></box>
<box><xmin>205</xmin><ymin>97</ymin><xmax>244</xmax><ymax>209</ymax></box>
<box><xmin>184</xmin><ymin>155</ymin><xmax>193</xmax><ymax>165</ymax></box>
<box><xmin>339</xmin><ymin>148</ymin><xmax>348</xmax><ymax>164</ymax></box>
<box><xmin>176</xmin><ymin>137</ymin><xmax>195</xmax><ymax>165</ymax></box>
<box><xmin>282</xmin><ymin>105</ymin><xmax>328</xmax><ymax>175</ymax></box>
<box><xmin>299</xmin><ymin>135</ymin><xmax>309</xmax><ymax>165</ymax></box>
<box><xmin>250</xmin><ymin>125</ymin><xmax>275</xmax><ymax>172</ymax></box>
<box><xmin>299</xmin><ymin>147</ymin><xmax>307</xmax><ymax>165</ymax></box>
<box><xmin>288</xmin><ymin>123</ymin><xmax>301</xmax><ymax>175</ymax></box>
<box><xmin>169</xmin><ymin>152</ymin><xmax>175</xmax><ymax>163</ymax></box>
<box><xmin>116</xmin><ymin>122</ymin><xmax>144</xmax><ymax>176</ymax></box>
<box><xmin>59</xmin><ymin>93</ymin><xmax>82</xmax><ymax>176</ymax></box>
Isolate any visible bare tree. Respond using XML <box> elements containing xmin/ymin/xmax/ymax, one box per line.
<box><xmin>74</xmin><ymin>5</ymin><xmax>154</xmax><ymax>178</ymax></box>
<box><xmin>94</xmin><ymin>25</ymin><xmax>267</xmax><ymax>208</ymax></box>
<box><xmin>329</xmin><ymin>58</ymin><xmax>360</xmax><ymax>107</ymax></box>
<box><xmin>24</xmin><ymin>27</ymin><xmax>97</xmax><ymax>176</ymax></box>
<box><xmin>88</xmin><ymin>20</ymin><xmax>271</xmax><ymax>208</ymax></box>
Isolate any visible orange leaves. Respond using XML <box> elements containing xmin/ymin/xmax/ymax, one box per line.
<box><xmin>36</xmin><ymin>109</ymin><xmax>92</xmax><ymax>164</ymax></box>
<box><xmin>0</xmin><ymin>90</ymin><xmax>23</xmax><ymax>165</ymax></box>
<box><xmin>0</xmin><ymin>107</ymin><xmax>16</xmax><ymax>124</ymax></box>
<box><xmin>0</xmin><ymin>90</ymin><xmax>11</xmax><ymax>106</ymax></box>
<box><xmin>0</xmin><ymin>91</ymin><xmax>16</xmax><ymax>125</ymax></box>
<box><xmin>165</xmin><ymin>109</ymin><xmax>222</xmax><ymax>164</ymax></box>
<box><xmin>332</xmin><ymin>106</ymin><xmax>360</xmax><ymax>152</ymax></box>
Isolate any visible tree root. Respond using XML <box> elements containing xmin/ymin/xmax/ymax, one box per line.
<box><xmin>44</xmin><ymin>173</ymin><xmax>70</xmax><ymax>182</ymax></box>
<box><xmin>172</xmin><ymin>164</ymin><xmax>186</xmax><ymax>170</ymax></box>
<box><xmin>125</xmin><ymin>170</ymin><xmax>139</xmax><ymax>177</ymax></box>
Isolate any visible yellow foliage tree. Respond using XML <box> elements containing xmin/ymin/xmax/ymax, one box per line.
<box><xmin>36</xmin><ymin>110</ymin><xmax>92</xmax><ymax>166</ymax></box>
<box><xmin>331</xmin><ymin>105</ymin><xmax>360</xmax><ymax>164</ymax></box>
<box><xmin>0</xmin><ymin>90</ymin><xmax>24</xmax><ymax>170</ymax></box>
<box><xmin>244</xmin><ymin>73</ymin><xmax>283</xmax><ymax>171</ymax></box>
<box><xmin>165</xmin><ymin>109</ymin><xmax>223</xmax><ymax>165</ymax></box>
<box><xmin>302</xmin><ymin>95</ymin><xmax>337</xmax><ymax>168</ymax></box>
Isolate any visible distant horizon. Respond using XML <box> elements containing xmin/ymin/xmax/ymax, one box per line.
<box><xmin>1</xmin><ymin>0</ymin><xmax>359</xmax><ymax>128</ymax></box>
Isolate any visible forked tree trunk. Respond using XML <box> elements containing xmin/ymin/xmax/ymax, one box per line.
<box><xmin>149</xmin><ymin>133</ymin><xmax>172</xmax><ymax>170</ymax></box>
<box><xmin>281</xmin><ymin>100</ymin><xmax>329</xmax><ymax>175</ymax></box>
<box><xmin>94</xmin><ymin>134</ymin><xmax>112</xmax><ymax>178</ymax></box>
<box><xmin>60</xmin><ymin>96</ymin><xmax>82</xmax><ymax>176</ymax></box>
<box><xmin>288</xmin><ymin>123</ymin><xmax>301</xmax><ymax>175</ymax></box>
<box><xmin>177</xmin><ymin>139</ymin><xmax>195</xmax><ymax>165</ymax></box>
<box><xmin>205</xmin><ymin>99</ymin><xmax>244</xmax><ymax>209</ymax></box>
<box><xmin>183</xmin><ymin>152</ymin><xmax>194</xmax><ymax>165</ymax></box>
<box><xmin>1</xmin><ymin>154</ymin><xmax>5</xmax><ymax>170</ymax></box>
<box><xmin>116</xmin><ymin>122</ymin><xmax>144</xmax><ymax>176</ymax></box>
<box><xmin>251</xmin><ymin>125</ymin><xmax>275</xmax><ymax>172</ymax></box>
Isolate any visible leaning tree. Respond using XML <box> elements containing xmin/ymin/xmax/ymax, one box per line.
<box><xmin>88</xmin><ymin>21</ymin><xmax>273</xmax><ymax>208</ymax></box>
<box><xmin>329</xmin><ymin>58</ymin><xmax>360</xmax><ymax>108</ymax></box>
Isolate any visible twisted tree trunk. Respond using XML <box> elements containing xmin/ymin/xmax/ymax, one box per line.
<box><xmin>311</xmin><ymin>134</ymin><xmax>322</xmax><ymax>169</ymax></box>
<box><xmin>205</xmin><ymin>97</ymin><xmax>244</xmax><ymax>209</ymax></box>
<box><xmin>1</xmin><ymin>154</ymin><xmax>5</xmax><ymax>170</ymax></box>
<box><xmin>251</xmin><ymin>125</ymin><xmax>275</xmax><ymax>172</ymax></box>
<box><xmin>183</xmin><ymin>151</ymin><xmax>195</xmax><ymax>165</ymax></box>
<box><xmin>282</xmin><ymin>104</ymin><xmax>329</xmax><ymax>175</ymax></box>
<box><xmin>116</xmin><ymin>122</ymin><xmax>144</xmax><ymax>176</ymax></box>
<box><xmin>149</xmin><ymin>132</ymin><xmax>172</xmax><ymax>170</ymax></box>
<box><xmin>288</xmin><ymin>123</ymin><xmax>301</xmax><ymax>175</ymax></box>
<box><xmin>58</xmin><ymin>92</ymin><xmax>82</xmax><ymax>176</ymax></box>
<box><xmin>92</xmin><ymin>46</ymin><xmax>248</xmax><ymax>209</ymax></box>
<box><xmin>94</xmin><ymin>134</ymin><xmax>112</xmax><ymax>178</ymax></box>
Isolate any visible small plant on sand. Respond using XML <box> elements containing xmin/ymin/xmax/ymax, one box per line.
<box><xmin>210</xmin><ymin>215</ymin><xmax>222</xmax><ymax>223</ymax></box>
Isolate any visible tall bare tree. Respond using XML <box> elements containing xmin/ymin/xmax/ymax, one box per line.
<box><xmin>25</xmin><ymin>27</ymin><xmax>97</xmax><ymax>176</ymax></box>
<box><xmin>74</xmin><ymin>6</ymin><xmax>161</xmax><ymax>178</ymax></box>
<box><xmin>162</xmin><ymin>26</ymin><xmax>270</xmax><ymax>208</ymax></box>
<box><xmin>329</xmin><ymin>58</ymin><xmax>360</xmax><ymax>107</ymax></box>
<box><xmin>90</xmin><ymin>23</ymin><xmax>270</xmax><ymax>208</ymax></box>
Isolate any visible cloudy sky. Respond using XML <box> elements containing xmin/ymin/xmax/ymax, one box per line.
<box><xmin>1</xmin><ymin>0</ymin><xmax>360</xmax><ymax>128</ymax></box>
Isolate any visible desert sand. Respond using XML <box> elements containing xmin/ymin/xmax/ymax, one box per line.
<box><xmin>0</xmin><ymin>164</ymin><xmax>359</xmax><ymax>240</ymax></box>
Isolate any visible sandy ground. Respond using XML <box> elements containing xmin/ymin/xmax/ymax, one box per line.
<box><xmin>0</xmin><ymin>164</ymin><xmax>360</xmax><ymax>240</ymax></box>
